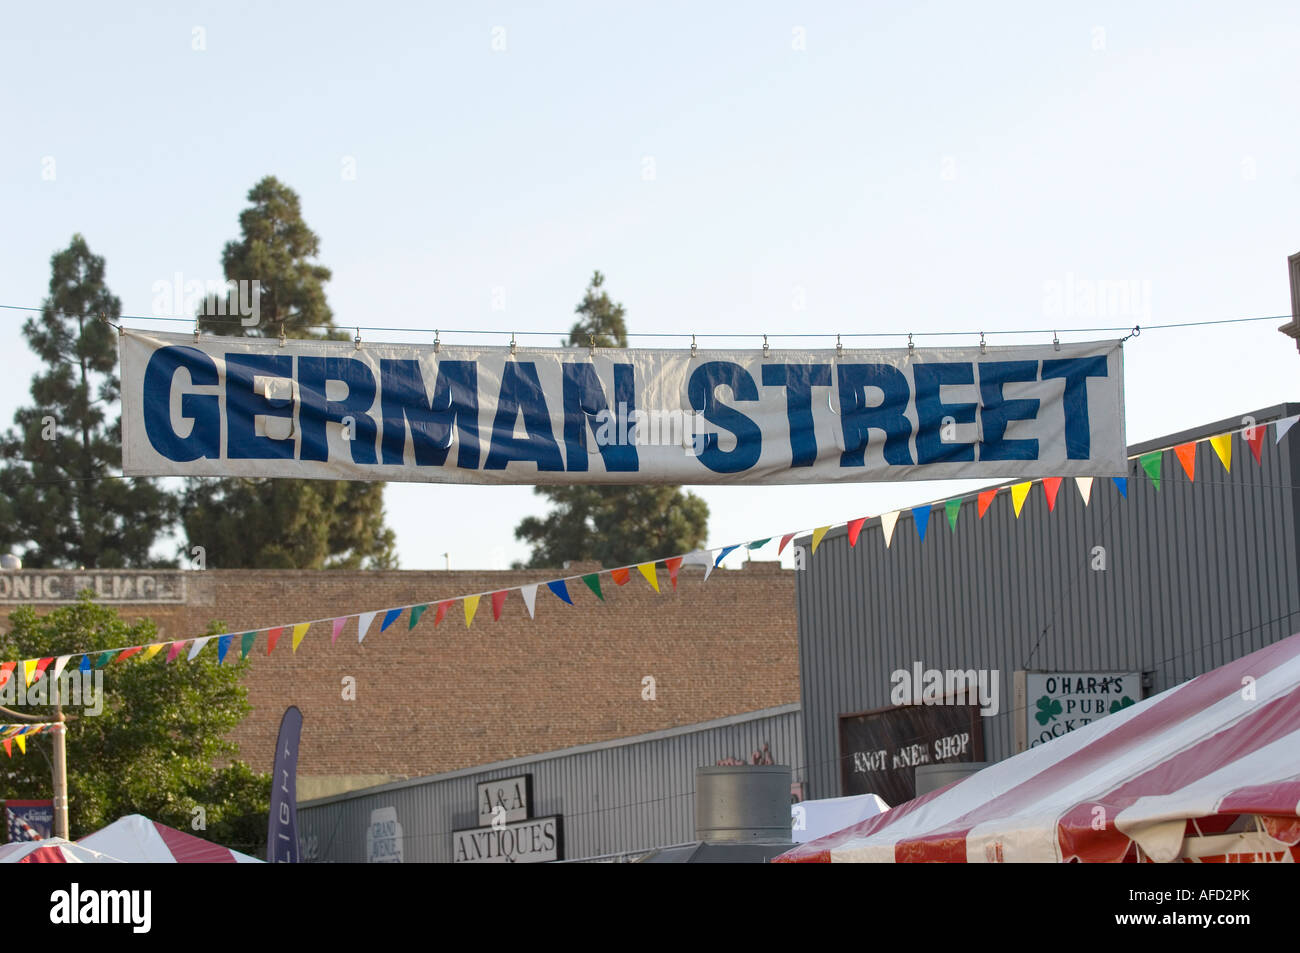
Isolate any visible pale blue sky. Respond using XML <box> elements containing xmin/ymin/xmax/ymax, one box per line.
<box><xmin>3</xmin><ymin>2</ymin><xmax>1299</xmax><ymax>570</ymax></box>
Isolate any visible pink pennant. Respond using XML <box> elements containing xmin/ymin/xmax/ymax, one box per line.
<box><xmin>165</xmin><ymin>641</ymin><xmax>187</xmax><ymax>663</ymax></box>
<box><xmin>331</xmin><ymin>618</ymin><xmax>347</xmax><ymax>644</ymax></box>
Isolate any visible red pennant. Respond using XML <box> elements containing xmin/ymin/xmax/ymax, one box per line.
<box><xmin>2</xmin><ymin>739</ymin><xmax>10</xmax><ymax>758</ymax></box>
<box><xmin>114</xmin><ymin>646</ymin><xmax>143</xmax><ymax>664</ymax></box>
<box><xmin>166</xmin><ymin>641</ymin><xmax>187</xmax><ymax>663</ymax></box>
<box><xmin>1043</xmin><ymin>478</ymin><xmax>1062</xmax><ymax>512</ymax></box>
<box><xmin>265</xmin><ymin>626</ymin><xmax>284</xmax><ymax>654</ymax></box>
<box><xmin>1247</xmin><ymin>426</ymin><xmax>1265</xmax><ymax>465</ymax></box>
<box><xmin>610</xmin><ymin>568</ymin><xmax>631</xmax><ymax>586</ymax></box>
<box><xmin>34</xmin><ymin>657</ymin><xmax>54</xmax><ymax>680</ymax></box>
<box><xmin>778</xmin><ymin>533</ymin><xmax>797</xmax><ymax>555</ymax></box>
<box><xmin>1174</xmin><ymin>442</ymin><xmax>1197</xmax><ymax>481</ymax></box>
<box><xmin>846</xmin><ymin>517</ymin><xmax>866</xmax><ymax>547</ymax></box>
<box><xmin>977</xmin><ymin>489</ymin><xmax>998</xmax><ymax>518</ymax></box>
<box><xmin>0</xmin><ymin>661</ymin><xmax>15</xmax><ymax>689</ymax></box>
<box><xmin>665</xmin><ymin>556</ymin><xmax>683</xmax><ymax>590</ymax></box>
<box><xmin>434</xmin><ymin>600</ymin><xmax>453</xmax><ymax>626</ymax></box>
<box><xmin>491</xmin><ymin>590</ymin><xmax>508</xmax><ymax>621</ymax></box>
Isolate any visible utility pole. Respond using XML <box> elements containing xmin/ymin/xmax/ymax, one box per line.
<box><xmin>51</xmin><ymin>708</ymin><xmax>69</xmax><ymax>839</ymax></box>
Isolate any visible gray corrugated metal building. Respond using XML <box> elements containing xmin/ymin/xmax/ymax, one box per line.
<box><xmin>797</xmin><ymin>402</ymin><xmax>1300</xmax><ymax>801</ymax></box>
<box><xmin>297</xmin><ymin>703</ymin><xmax>802</xmax><ymax>862</ymax></box>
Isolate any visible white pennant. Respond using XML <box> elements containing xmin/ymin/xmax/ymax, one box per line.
<box><xmin>682</xmin><ymin>549</ymin><xmax>716</xmax><ymax>582</ymax></box>
<box><xmin>357</xmin><ymin>611</ymin><xmax>378</xmax><ymax>643</ymax></box>
<box><xmin>52</xmin><ymin>655</ymin><xmax>72</xmax><ymax>682</ymax></box>
<box><xmin>520</xmin><ymin>585</ymin><xmax>538</xmax><ymax>619</ymax></box>
<box><xmin>187</xmin><ymin>636</ymin><xmax>212</xmax><ymax>661</ymax></box>
<box><xmin>1275</xmin><ymin>415</ymin><xmax>1299</xmax><ymax>445</ymax></box>
<box><xmin>880</xmin><ymin>511</ymin><xmax>900</xmax><ymax>548</ymax></box>
<box><xmin>1075</xmin><ymin>476</ymin><xmax>1094</xmax><ymax>506</ymax></box>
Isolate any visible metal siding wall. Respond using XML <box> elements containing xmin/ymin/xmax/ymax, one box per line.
<box><xmin>298</xmin><ymin>706</ymin><xmax>802</xmax><ymax>862</ymax></box>
<box><xmin>797</xmin><ymin>406</ymin><xmax>1300</xmax><ymax>799</ymax></box>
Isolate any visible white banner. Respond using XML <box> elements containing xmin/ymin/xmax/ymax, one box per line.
<box><xmin>120</xmin><ymin>330</ymin><xmax>1126</xmax><ymax>484</ymax></box>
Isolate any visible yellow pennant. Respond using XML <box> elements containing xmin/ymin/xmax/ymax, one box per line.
<box><xmin>464</xmin><ymin>595</ymin><xmax>481</xmax><ymax>627</ymax></box>
<box><xmin>141</xmin><ymin>643</ymin><xmax>165</xmax><ymax>661</ymax></box>
<box><xmin>637</xmin><ymin>562</ymin><xmax>660</xmax><ymax>592</ymax></box>
<box><xmin>15</xmin><ymin>735</ymin><xmax>26</xmax><ymax>754</ymax></box>
<box><xmin>1210</xmin><ymin>434</ymin><xmax>1232</xmax><ymax>472</ymax></box>
<box><xmin>1011</xmin><ymin>482</ymin><xmax>1033</xmax><ymax>518</ymax></box>
<box><xmin>292</xmin><ymin>622</ymin><xmax>310</xmax><ymax>652</ymax></box>
<box><xmin>810</xmin><ymin>526</ymin><xmax>831</xmax><ymax>554</ymax></box>
<box><xmin>22</xmin><ymin>659</ymin><xmax>39</xmax><ymax>687</ymax></box>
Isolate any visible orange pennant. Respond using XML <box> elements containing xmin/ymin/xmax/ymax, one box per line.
<box><xmin>665</xmin><ymin>557</ymin><xmax>683</xmax><ymax>590</ymax></box>
<box><xmin>977</xmin><ymin>489</ymin><xmax>997</xmax><ymax>518</ymax></box>
<box><xmin>1043</xmin><ymin>478</ymin><xmax>1062</xmax><ymax>512</ymax></box>
<box><xmin>610</xmin><ymin>567</ymin><xmax>631</xmax><ymax>586</ymax></box>
<box><xmin>1174</xmin><ymin>442</ymin><xmax>1197</xmax><ymax>481</ymax></box>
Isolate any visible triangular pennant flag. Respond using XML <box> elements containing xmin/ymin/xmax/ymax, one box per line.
<box><xmin>2</xmin><ymin>739</ymin><xmax>10</xmax><ymax>758</ymax></box>
<box><xmin>1043</xmin><ymin>477</ymin><xmax>1062</xmax><ymax>512</ymax></box>
<box><xmin>810</xmin><ymin>527</ymin><xmax>831</xmax><ymax>554</ymax></box>
<box><xmin>380</xmin><ymin>609</ymin><xmax>403</xmax><ymax>632</ymax></box>
<box><xmin>638</xmin><ymin>562</ymin><xmax>660</xmax><ymax>592</ymax></box>
<box><xmin>747</xmin><ymin>538</ymin><xmax>771</xmax><ymax>549</ymax></box>
<box><xmin>115</xmin><ymin>647</ymin><xmax>143</xmax><ymax>664</ymax></box>
<box><xmin>52</xmin><ymin>655</ymin><xmax>71</xmax><ymax>681</ymax></box>
<box><xmin>241</xmin><ymin>631</ymin><xmax>257</xmax><ymax>658</ymax></box>
<box><xmin>331</xmin><ymin>618</ymin><xmax>346</xmax><ymax>644</ymax></box>
<box><xmin>547</xmin><ymin>580</ymin><xmax>573</xmax><ymax>605</ymax></box>
<box><xmin>491</xmin><ymin>590</ymin><xmax>508</xmax><ymax>620</ymax></box>
<box><xmin>520</xmin><ymin>585</ymin><xmax>538</xmax><ymax>619</ymax></box>
<box><xmin>682</xmin><ymin>550</ymin><xmax>716</xmax><ymax>582</ymax></box>
<box><xmin>1210</xmin><ymin>433</ymin><xmax>1232</xmax><ymax>472</ymax></box>
<box><xmin>33</xmin><ymin>657</ymin><xmax>54</xmax><ymax>683</ymax></box>
<box><xmin>292</xmin><ymin>622</ymin><xmax>310</xmax><ymax>651</ymax></box>
<box><xmin>714</xmin><ymin>545</ymin><xmax>740</xmax><ymax>567</ymax></box>
<box><xmin>463</xmin><ymin>595</ymin><xmax>481</xmax><ymax>627</ymax></box>
<box><xmin>1113</xmin><ymin>476</ymin><xmax>1127</xmax><ymax>498</ymax></box>
<box><xmin>79</xmin><ymin>655</ymin><xmax>91</xmax><ymax>673</ymax></box>
<box><xmin>1010</xmin><ymin>482</ymin><xmax>1032</xmax><ymax>517</ymax></box>
<box><xmin>434</xmin><ymin>601</ymin><xmax>453</xmax><ymax>626</ymax></box>
<box><xmin>188</xmin><ymin>636</ymin><xmax>212</xmax><ymax>661</ymax></box>
<box><xmin>94</xmin><ymin>651</ymin><xmax>115</xmax><ymax>669</ymax></box>
<box><xmin>665</xmin><ymin>556</ymin><xmax>683</xmax><ymax>590</ymax></box>
<box><xmin>1275</xmin><ymin>415</ymin><xmax>1298</xmax><ymax>444</ymax></box>
<box><xmin>880</xmin><ymin>511</ymin><xmax>899</xmax><ymax>548</ymax></box>
<box><xmin>945</xmin><ymin>498</ymin><xmax>961</xmax><ymax>532</ymax></box>
<box><xmin>1140</xmin><ymin>451</ymin><xmax>1163</xmax><ymax>491</ymax></box>
<box><xmin>22</xmin><ymin>658</ymin><xmax>38</xmax><ymax>687</ymax></box>
<box><xmin>166</xmin><ymin>642</ymin><xmax>187</xmax><ymax>663</ymax></box>
<box><xmin>581</xmin><ymin>574</ymin><xmax>603</xmax><ymax>601</ymax></box>
<box><xmin>1246</xmin><ymin>425</ymin><xmax>1265</xmax><ymax>465</ymax></box>
<box><xmin>610</xmin><ymin>567</ymin><xmax>631</xmax><ymax>586</ymax></box>
<box><xmin>846</xmin><ymin>518</ymin><xmax>866</xmax><ymax>547</ymax></box>
<box><xmin>141</xmin><ymin>644</ymin><xmax>164</xmax><ymax>662</ymax></box>
<box><xmin>977</xmin><ymin>489</ymin><xmax>997</xmax><ymax>518</ymax></box>
<box><xmin>0</xmin><ymin>661</ymin><xmax>14</xmax><ymax>689</ymax></box>
<box><xmin>265</xmin><ymin>626</ymin><xmax>284</xmax><ymax>653</ymax></box>
<box><xmin>15</xmin><ymin>735</ymin><xmax>25</xmax><ymax>755</ymax></box>
<box><xmin>1173</xmin><ymin>442</ymin><xmax>1196</xmax><ymax>481</ymax></box>
<box><xmin>778</xmin><ymin>533</ymin><xmax>797</xmax><ymax>555</ymax></box>
<box><xmin>357</xmin><ymin>611</ymin><xmax>378</xmax><ymax>643</ymax></box>
<box><xmin>407</xmin><ymin>606</ymin><xmax>427</xmax><ymax>630</ymax></box>
<box><xmin>217</xmin><ymin>635</ymin><xmax>232</xmax><ymax>664</ymax></box>
<box><xmin>911</xmin><ymin>506</ymin><xmax>930</xmax><ymax>542</ymax></box>
<box><xmin>1075</xmin><ymin>477</ymin><xmax>1093</xmax><ymax>506</ymax></box>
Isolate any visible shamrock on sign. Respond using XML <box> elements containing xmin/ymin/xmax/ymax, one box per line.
<box><xmin>1035</xmin><ymin>695</ymin><xmax>1062</xmax><ymax>726</ymax></box>
<box><xmin>1108</xmin><ymin>696</ymin><xmax>1135</xmax><ymax>714</ymax></box>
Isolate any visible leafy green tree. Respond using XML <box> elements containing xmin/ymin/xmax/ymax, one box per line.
<box><xmin>515</xmin><ymin>272</ymin><xmax>709</xmax><ymax>569</ymax></box>
<box><xmin>0</xmin><ymin>597</ymin><xmax>269</xmax><ymax>852</ymax></box>
<box><xmin>0</xmin><ymin>235</ymin><xmax>178</xmax><ymax>568</ymax></box>
<box><xmin>183</xmin><ymin>177</ymin><xmax>396</xmax><ymax>569</ymax></box>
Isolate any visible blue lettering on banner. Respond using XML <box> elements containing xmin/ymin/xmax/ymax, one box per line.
<box><xmin>485</xmin><ymin>362</ymin><xmax>565</xmax><ymax>471</ymax></box>
<box><xmin>226</xmin><ymin>354</ymin><xmax>295</xmax><ymax>460</ymax></box>
<box><xmin>380</xmin><ymin>359</ymin><xmax>480</xmax><ymax>468</ymax></box>
<box><xmin>837</xmin><ymin>364</ymin><xmax>914</xmax><ymax>467</ymax></box>
<box><xmin>562</xmin><ymin>362</ymin><xmax>638</xmax><ymax>472</ymax></box>
<box><xmin>142</xmin><ymin>346</ymin><xmax>220</xmax><ymax>461</ymax></box>
<box><xmin>689</xmin><ymin>362</ymin><xmax>762</xmax><ymax>473</ymax></box>
<box><xmin>914</xmin><ymin>362</ymin><xmax>976</xmax><ymax>464</ymax></box>
<box><xmin>761</xmin><ymin>363</ymin><xmax>831</xmax><ymax>467</ymax></box>
<box><xmin>298</xmin><ymin>356</ymin><xmax>377</xmax><ymax>464</ymax></box>
<box><xmin>978</xmin><ymin>361</ymin><xmax>1040</xmax><ymax>461</ymax></box>
<box><xmin>1040</xmin><ymin>356</ymin><xmax>1107</xmax><ymax>460</ymax></box>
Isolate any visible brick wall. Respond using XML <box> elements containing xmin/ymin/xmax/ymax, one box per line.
<box><xmin>0</xmin><ymin>562</ymin><xmax>798</xmax><ymax>796</ymax></box>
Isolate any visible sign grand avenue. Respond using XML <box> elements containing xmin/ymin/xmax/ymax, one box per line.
<box><xmin>0</xmin><ymin>571</ymin><xmax>187</xmax><ymax>604</ymax></box>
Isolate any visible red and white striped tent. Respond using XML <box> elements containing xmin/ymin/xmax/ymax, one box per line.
<box><xmin>0</xmin><ymin>838</ymin><xmax>122</xmax><ymax>864</ymax></box>
<box><xmin>78</xmin><ymin>814</ymin><xmax>262</xmax><ymax>863</ymax></box>
<box><xmin>776</xmin><ymin>631</ymin><xmax>1300</xmax><ymax>863</ymax></box>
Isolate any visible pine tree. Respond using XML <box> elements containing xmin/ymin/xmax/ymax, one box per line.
<box><xmin>515</xmin><ymin>272</ymin><xmax>709</xmax><ymax>569</ymax></box>
<box><xmin>182</xmin><ymin>177</ymin><xmax>396</xmax><ymax>569</ymax></box>
<box><xmin>0</xmin><ymin>235</ymin><xmax>178</xmax><ymax>568</ymax></box>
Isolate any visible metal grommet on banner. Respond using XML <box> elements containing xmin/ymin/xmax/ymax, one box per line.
<box><xmin>1053</xmin><ymin>330</ymin><xmax>1060</xmax><ymax>351</ymax></box>
<box><xmin>193</xmin><ymin>321</ymin><xmax>201</xmax><ymax>343</ymax></box>
<box><xmin>763</xmin><ymin>334</ymin><xmax>770</xmax><ymax>359</ymax></box>
<box><xmin>589</xmin><ymin>332</ymin><xmax>596</xmax><ymax>356</ymax></box>
<box><xmin>1121</xmin><ymin>325</ymin><xmax>1141</xmax><ymax>344</ymax></box>
<box><xmin>354</xmin><ymin>327</ymin><xmax>362</xmax><ymax>350</ymax></box>
<box><xmin>836</xmin><ymin>334</ymin><xmax>843</xmax><ymax>359</ymax></box>
<box><xmin>907</xmin><ymin>333</ymin><xmax>914</xmax><ymax>358</ymax></box>
<box><xmin>279</xmin><ymin>323</ymin><xmax>286</xmax><ymax>347</ymax></box>
<box><xmin>979</xmin><ymin>331</ymin><xmax>987</xmax><ymax>354</ymax></box>
<box><xmin>691</xmin><ymin>334</ymin><xmax>697</xmax><ymax>357</ymax></box>
<box><xmin>434</xmin><ymin>330</ymin><xmax>441</xmax><ymax>354</ymax></box>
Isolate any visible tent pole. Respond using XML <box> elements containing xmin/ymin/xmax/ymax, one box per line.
<box><xmin>52</xmin><ymin>708</ymin><xmax>69</xmax><ymax>840</ymax></box>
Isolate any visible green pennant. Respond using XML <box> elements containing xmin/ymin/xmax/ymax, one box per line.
<box><xmin>582</xmin><ymin>573</ymin><xmax>604</xmax><ymax>601</ymax></box>
<box><xmin>409</xmin><ymin>604</ymin><xmax>428</xmax><ymax>629</ymax></box>
<box><xmin>94</xmin><ymin>651</ymin><xmax>114</xmax><ymax>669</ymax></box>
<box><xmin>945</xmin><ymin>498</ymin><xmax>962</xmax><ymax>532</ymax></box>
<box><xmin>1140</xmin><ymin>450</ymin><xmax>1163</xmax><ymax>491</ymax></box>
<box><xmin>240</xmin><ymin>631</ymin><xmax>257</xmax><ymax>658</ymax></box>
<box><xmin>747</xmin><ymin>538</ymin><xmax>771</xmax><ymax>549</ymax></box>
